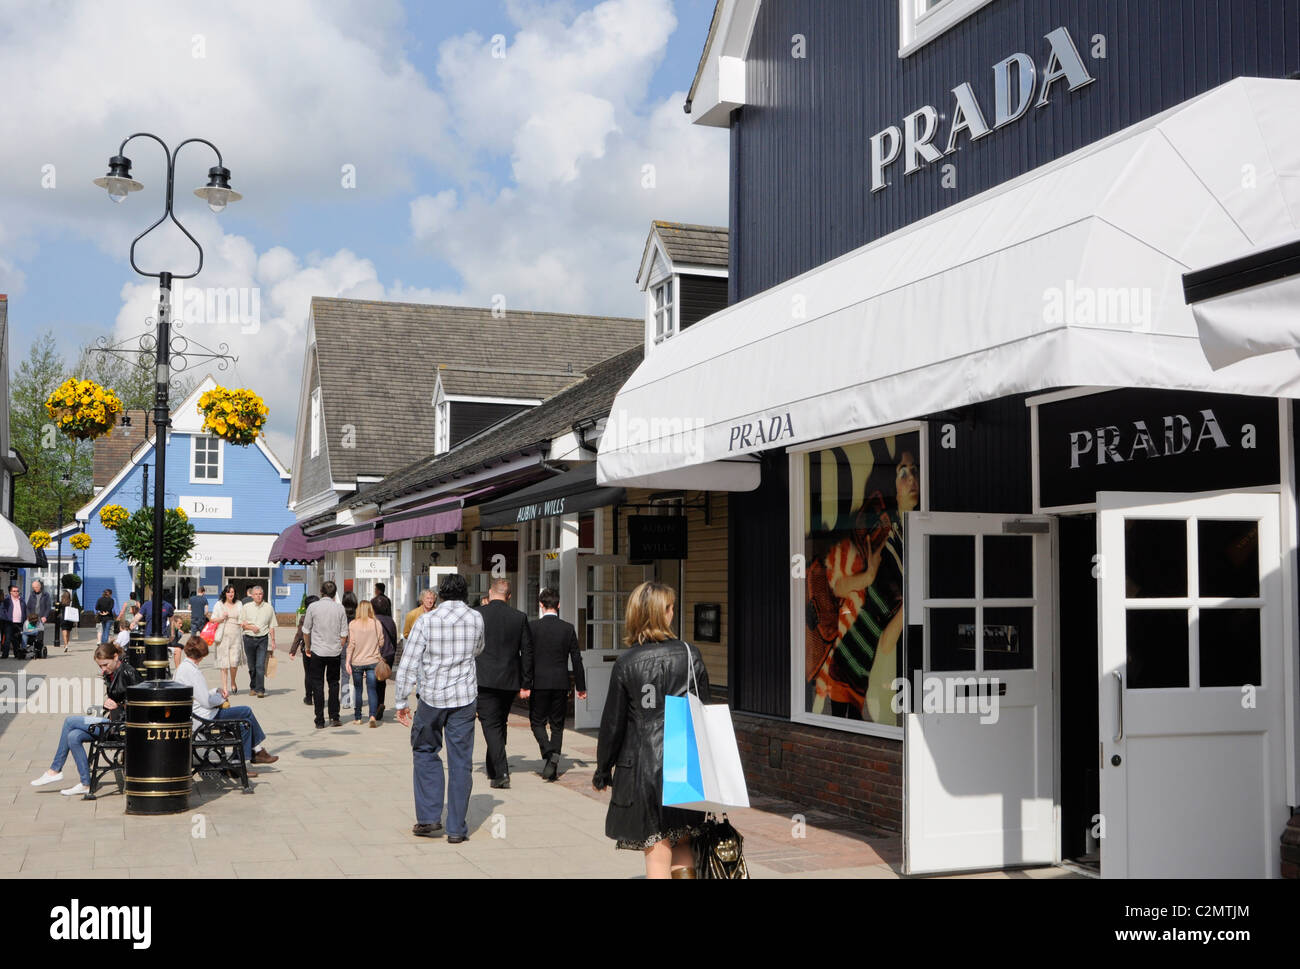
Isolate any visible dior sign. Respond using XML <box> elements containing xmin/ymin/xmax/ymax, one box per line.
<box><xmin>178</xmin><ymin>496</ymin><xmax>232</xmax><ymax>519</ymax></box>
<box><xmin>871</xmin><ymin>26</ymin><xmax>1095</xmax><ymax>193</ymax></box>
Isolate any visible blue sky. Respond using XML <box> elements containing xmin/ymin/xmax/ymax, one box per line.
<box><xmin>0</xmin><ymin>0</ymin><xmax>727</xmax><ymax>459</ymax></box>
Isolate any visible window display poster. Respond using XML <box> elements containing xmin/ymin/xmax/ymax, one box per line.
<box><xmin>802</xmin><ymin>431</ymin><xmax>920</xmax><ymax>727</ymax></box>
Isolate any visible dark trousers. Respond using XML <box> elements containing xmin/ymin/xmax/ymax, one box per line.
<box><xmin>1</xmin><ymin>620</ymin><xmax>21</xmax><ymax>657</ymax></box>
<box><xmin>301</xmin><ymin>654</ymin><xmax>314</xmax><ymax>701</ymax></box>
<box><xmin>243</xmin><ymin>635</ymin><xmax>269</xmax><ymax>694</ymax></box>
<box><xmin>529</xmin><ymin>689</ymin><xmax>568</xmax><ymax>760</ymax></box>
<box><xmin>411</xmin><ymin>698</ymin><xmax>476</xmax><ymax>837</ymax></box>
<box><xmin>476</xmin><ymin>687</ymin><xmax>516</xmax><ymax>780</ymax></box>
<box><xmin>307</xmin><ymin>653</ymin><xmax>341</xmax><ymax>726</ymax></box>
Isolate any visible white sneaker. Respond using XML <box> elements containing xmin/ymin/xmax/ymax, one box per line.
<box><xmin>31</xmin><ymin>771</ymin><xmax>63</xmax><ymax>787</ymax></box>
<box><xmin>60</xmin><ymin>783</ymin><xmax>89</xmax><ymax>797</ymax></box>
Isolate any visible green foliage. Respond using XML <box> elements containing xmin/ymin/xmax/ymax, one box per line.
<box><xmin>113</xmin><ymin>506</ymin><xmax>197</xmax><ymax>586</ymax></box>
<box><xmin>60</xmin><ymin>574</ymin><xmax>82</xmax><ymax>590</ymax></box>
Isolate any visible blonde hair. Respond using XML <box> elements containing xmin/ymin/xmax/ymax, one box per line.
<box><xmin>355</xmin><ymin>600</ymin><xmax>374</xmax><ymax>623</ymax></box>
<box><xmin>623</xmin><ymin>581</ymin><xmax>676</xmax><ymax>647</ymax></box>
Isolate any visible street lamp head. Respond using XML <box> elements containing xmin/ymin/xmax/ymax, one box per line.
<box><xmin>193</xmin><ymin>165</ymin><xmax>242</xmax><ymax>213</ymax></box>
<box><xmin>92</xmin><ymin>155</ymin><xmax>143</xmax><ymax>203</ymax></box>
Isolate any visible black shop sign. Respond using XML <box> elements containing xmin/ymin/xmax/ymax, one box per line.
<box><xmin>627</xmin><ymin>515</ymin><xmax>687</xmax><ymax>562</ymax></box>
<box><xmin>1037</xmin><ymin>389</ymin><xmax>1278</xmax><ymax>509</ymax></box>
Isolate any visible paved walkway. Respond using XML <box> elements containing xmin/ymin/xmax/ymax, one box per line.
<box><xmin>0</xmin><ymin>627</ymin><xmax>1080</xmax><ymax>879</ymax></box>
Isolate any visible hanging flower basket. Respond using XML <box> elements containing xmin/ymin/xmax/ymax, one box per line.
<box><xmin>70</xmin><ymin>533</ymin><xmax>92</xmax><ymax>551</ymax></box>
<box><xmin>44</xmin><ymin>378</ymin><xmax>124</xmax><ymax>440</ymax></box>
<box><xmin>197</xmin><ymin>386</ymin><xmax>268</xmax><ymax>446</ymax></box>
<box><xmin>99</xmin><ymin>504</ymin><xmax>129</xmax><ymax>530</ymax></box>
<box><xmin>29</xmin><ymin>530</ymin><xmax>51</xmax><ymax>550</ymax></box>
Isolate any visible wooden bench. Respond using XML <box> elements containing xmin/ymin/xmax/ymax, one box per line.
<box><xmin>83</xmin><ymin>712</ymin><xmax>254</xmax><ymax>799</ymax></box>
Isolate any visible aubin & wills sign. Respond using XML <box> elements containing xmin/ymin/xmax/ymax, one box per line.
<box><xmin>1037</xmin><ymin>390</ymin><xmax>1279</xmax><ymax>509</ymax></box>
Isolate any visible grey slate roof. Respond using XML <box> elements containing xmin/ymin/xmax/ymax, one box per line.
<box><xmin>325</xmin><ymin>344</ymin><xmax>645</xmax><ymax>516</ymax></box>
<box><xmin>310</xmin><ymin>297</ymin><xmax>641</xmax><ymax>485</ymax></box>
<box><xmin>650</xmin><ymin>221</ymin><xmax>729</xmax><ymax>269</ymax></box>
<box><xmin>437</xmin><ymin>365</ymin><xmax>582</xmax><ymax>400</ymax></box>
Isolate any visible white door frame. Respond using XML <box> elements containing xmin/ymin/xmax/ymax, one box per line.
<box><xmin>1097</xmin><ymin>490</ymin><xmax>1288</xmax><ymax>878</ymax></box>
<box><xmin>903</xmin><ymin>511</ymin><xmax>1058</xmax><ymax>875</ymax></box>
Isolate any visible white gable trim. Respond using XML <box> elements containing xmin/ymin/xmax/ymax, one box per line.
<box><xmin>689</xmin><ymin>0</ymin><xmax>762</xmax><ymax>128</ymax></box>
<box><xmin>637</xmin><ymin>233</ymin><xmax>676</xmax><ymax>292</ymax></box>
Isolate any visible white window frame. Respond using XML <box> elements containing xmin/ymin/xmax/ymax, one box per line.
<box><xmin>650</xmin><ymin>277</ymin><xmax>677</xmax><ymax>346</ymax></box>
<box><xmin>434</xmin><ymin>397</ymin><xmax>451</xmax><ymax>456</ymax></box>
<box><xmin>787</xmin><ymin>420</ymin><xmax>930</xmax><ymax>740</ymax></box>
<box><xmin>898</xmin><ymin>0</ymin><xmax>997</xmax><ymax>58</ymax></box>
<box><xmin>189</xmin><ymin>434</ymin><xmax>224</xmax><ymax>485</ymax></box>
<box><xmin>310</xmin><ymin>388</ymin><xmax>321</xmax><ymax>459</ymax></box>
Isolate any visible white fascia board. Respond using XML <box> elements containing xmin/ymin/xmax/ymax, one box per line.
<box><xmin>690</xmin><ymin>0</ymin><xmax>761</xmax><ymax>128</ymax></box>
<box><xmin>673</xmin><ymin>263</ymin><xmax>729</xmax><ymax>279</ymax></box>
<box><xmin>291</xmin><ymin>488</ymin><xmax>340</xmax><ymax>520</ymax></box>
<box><xmin>637</xmin><ymin>235</ymin><xmax>674</xmax><ymax>291</ymax></box>
<box><xmin>444</xmin><ymin>394</ymin><xmax>542</xmax><ymax>406</ymax></box>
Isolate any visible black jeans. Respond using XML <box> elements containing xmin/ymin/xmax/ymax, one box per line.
<box><xmin>1</xmin><ymin>620</ymin><xmax>20</xmax><ymax>657</ymax></box>
<box><xmin>300</xmin><ymin>652</ymin><xmax>314</xmax><ymax>701</ymax></box>
<box><xmin>307</xmin><ymin>653</ymin><xmax>341</xmax><ymax>725</ymax></box>
<box><xmin>476</xmin><ymin>687</ymin><xmax>516</xmax><ymax>780</ymax></box>
<box><xmin>528</xmin><ymin>689</ymin><xmax>568</xmax><ymax>760</ymax></box>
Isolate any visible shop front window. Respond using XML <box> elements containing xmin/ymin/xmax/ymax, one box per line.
<box><xmin>794</xmin><ymin>426</ymin><xmax>923</xmax><ymax>732</ymax></box>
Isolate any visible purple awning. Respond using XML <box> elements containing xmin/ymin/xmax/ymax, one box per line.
<box><xmin>268</xmin><ymin>522</ymin><xmax>324</xmax><ymax>564</ymax></box>
<box><xmin>307</xmin><ymin>523</ymin><xmax>378</xmax><ymax>553</ymax></box>
<box><xmin>382</xmin><ymin>503</ymin><xmax>463</xmax><ymax>541</ymax></box>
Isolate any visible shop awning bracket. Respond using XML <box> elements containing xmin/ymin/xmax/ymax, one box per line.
<box><xmin>612</xmin><ymin>492</ymin><xmax>710</xmax><ymax>554</ymax></box>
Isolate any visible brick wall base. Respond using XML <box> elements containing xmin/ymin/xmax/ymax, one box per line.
<box><xmin>733</xmin><ymin>712</ymin><xmax>901</xmax><ymax>834</ymax></box>
<box><xmin>1283</xmin><ymin>813</ymin><xmax>1300</xmax><ymax>878</ymax></box>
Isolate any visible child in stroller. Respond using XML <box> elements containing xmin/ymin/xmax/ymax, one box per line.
<box><xmin>20</xmin><ymin>612</ymin><xmax>46</xmax><ymax>659</ymax></box>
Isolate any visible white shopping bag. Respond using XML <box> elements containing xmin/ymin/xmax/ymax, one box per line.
<box><xmin>662</xmin><ymin>643</ymin><xmax>749</xmax><ymax>811</ymax></box>
<box><xmin>63</xmin><ymin>606</ymin><xmax>80</xmax><ymax>623</ymax></box>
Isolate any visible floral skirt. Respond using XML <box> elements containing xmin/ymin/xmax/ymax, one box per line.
<box><xmin>615</xmin><ymin>825</ymin><xmax>700</xmax><ymax>852</ymax></box>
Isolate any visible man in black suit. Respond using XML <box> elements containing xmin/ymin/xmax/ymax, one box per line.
<box><xmin>521</xmin><ymin>587</ymin><xmax>586</xmax><ymax>781</ymax></box>
<box><xmin>475</xmin><ymin>578</ymin><xmax>532</xmax><ymax>789</ymax></box>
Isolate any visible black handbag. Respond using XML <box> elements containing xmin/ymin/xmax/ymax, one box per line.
<box><xmin>695</xmin><ymin>813</ymin><xmax>749</xmax><ymax>879</ymax></box>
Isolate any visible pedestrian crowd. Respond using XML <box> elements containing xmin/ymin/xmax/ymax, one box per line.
<box><xmin>17</xmin><ymin>571</ymin><xmax>709</xmax><ymax>878</ymax></box>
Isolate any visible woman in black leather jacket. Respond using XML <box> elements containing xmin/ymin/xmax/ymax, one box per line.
<box><xmin>30</xmin><ymin>642</ymin><xmax>141</xmax><ymax>796</ymax></box>
<box><xmin>594</xmin><ymin>581</ymin><xmax>710</xmax><ymax>878</ymax></box>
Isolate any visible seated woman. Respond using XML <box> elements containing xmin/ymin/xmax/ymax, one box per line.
<box><xmin>174</xmin><ymin>635</ymin><xmax>279</xmax><ymax>773</ymax></box>
<box><xmin>30</xmin><ymin>641</ymin><xmax>140</xmax><ymax>796</ymax></box>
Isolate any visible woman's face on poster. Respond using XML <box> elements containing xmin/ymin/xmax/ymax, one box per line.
<box><xmin>896</xmin><ymin>450</ymin><xmax>919</xmax><ymax>512</ymax></box>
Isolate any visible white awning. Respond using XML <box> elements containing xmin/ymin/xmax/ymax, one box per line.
<box><xmin>598</xmin><ymin>77</ymin><xmax>1300</xmax><ymax>490</ymax></box>
<box><xmin>0</xmin><ymin>518</ymin><xmax>36</xmax><ymax>566</ymax></box>
<box><xmin>182</xmin><ymin>533</ymin><xmax>277</xmax><ymax>569</ymax></box>
<box><xmin>1185</xmin><ymin>237</ymin><xmax>1300</xmax><ymax>368</ymax></box>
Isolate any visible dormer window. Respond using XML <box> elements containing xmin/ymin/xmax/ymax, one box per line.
<box><xmin>434</xmin><ymin>394</ymin><xmax>450</xmax><ymax>455</ymax></box>
<box><xmin>653</xmin><ymin>279</ymin><xmax>676</xmax><ymax>344</ymax></box>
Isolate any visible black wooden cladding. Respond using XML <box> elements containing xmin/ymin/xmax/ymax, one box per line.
<box><xmin>679</xmin><ymin>274</ymin><xmax>729</xmax><ymax>330</ymax></box>
<box><xmin>728</xmin><ymin>451</ymin><xmax>791</xmax><ymax>716</ymax></box>
<box><xmin>731</xmin><ymin>0</ymin><xmax>1300</xmax><ymax>303</ymax></box>
<box><xmin>449</xmin><ymin>402</ymin><xmax>529</xmax><ymax>449</ymax></box>
<box><xmin>925</xmin><ymin>395</ymin><xmax>1034</xmax><ymax>514</ymax></box>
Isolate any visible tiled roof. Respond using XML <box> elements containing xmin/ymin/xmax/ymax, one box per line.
<box><xmin>437</xmin><ymin>365</ymin><xmax>582</xmax><ymax>400</ymax></box>
<box><xmin>651</xmin><ymin>221</ymin><xmax>729</xmax><ymax>268</ymax></box>
<box><xmin>310</xmin><ymin>297</ymin><xmax>640</xmax><ymax>485</ymax></box>
<box><xmin>334</xmin><ymin>344</ymin><xmax>644</xmax><ymax>513</ymax></box>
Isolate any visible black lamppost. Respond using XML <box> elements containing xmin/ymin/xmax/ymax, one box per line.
<box><xmin>91</xmin><ymin>134</ymin><xmax>242</xmax><ymax>638</ymax></box>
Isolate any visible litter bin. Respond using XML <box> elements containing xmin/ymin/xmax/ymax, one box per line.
<box><xmin>143</xmin><ymin>635</ymin><xmax>172</xmax><ymax>681</ymax></box>
<box><xmin>127</xmin><ymin>630</ymin><xmax>147</xmax><ymax>677</ymax></box>
<box><xmin>124</xmin><ymin>680</ymin><xmax>193</xmax><ymax>815</ymax></box>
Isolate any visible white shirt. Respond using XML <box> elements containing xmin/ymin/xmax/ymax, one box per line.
<box><xmin>173</xmin><ymin>657</ymin><xmax>226</xmax><ymax>725</ymax></box>
<box><xmin>114</xmin><ymin>630</ymin><xmax>131</xmax><ymax>648</ymax></box>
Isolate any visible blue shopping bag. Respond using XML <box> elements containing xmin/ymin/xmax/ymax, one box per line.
<box><xmin>662</xmin><ymin>693</ymin><xmax>706</xmax><ymax>806</ymax></box>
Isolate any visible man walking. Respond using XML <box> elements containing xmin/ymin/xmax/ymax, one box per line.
<box><xmin>137</xmin><ymin>585</ymin><xmax>172</xmax><ymax>635</ymax></box>
<box><xmin>403</xmin><ymin>588</ymin><xmax>436</xmax><ymax>638</ymax></box>
<box><xmin>26</xmin><ymin>579</ymin><xmax>51</xmax><ymax>659</ymax></box>
<box><xmin>395</xmin><ymin>573</ymin><xmax>484</xmax><ymax>843</ymax></box>
<box><xmin>188</xmin><ymin>584</ymin><xmax>209</xmax><ymax>631</ymax></box>
<box><xmin>94</xmin><ymin>588</ymin><xmax>116</xmax><ymax>645</ymax></box>
<box><xmin>239</xmin><ymin>585</ymin><xmax>276</xmax><ymax>698</ymax></box>
<box><xmin>475</xmin><ymin>578</ymin><xmax>532</xmax><ymax>789</ymax></box>
<box><xmin>522</xmin><ymin>588</ymin><xmax>587</xmax><ymax>781</ymax></box>
<box><xmin>301</xmin><ymin>581</ymin><xmax>348</xmax><ymax>728</ymax></box>
<box><xmin>2</xmin><ymin>585</ymin><xmax>24</xmax><ymax>658</ymax></box>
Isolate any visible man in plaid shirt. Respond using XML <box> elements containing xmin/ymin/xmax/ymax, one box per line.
<box><xmin>394</xmin><ymin>573</ymin><xmax>485</xmax><ymax>843</ymax></box>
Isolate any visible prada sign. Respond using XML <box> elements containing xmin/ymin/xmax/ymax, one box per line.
<box><xmin>1037</xmin><ymin>390</ymin><xmax>1279</xmax><ymax>509</ymax></box>
<box><xmin>871</xmin><ymin>26</ymin><xmax>1095</xmax><ymax>193</ymax></box>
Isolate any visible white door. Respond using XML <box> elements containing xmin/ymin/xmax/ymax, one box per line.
<box><xmin>904</xmin><ymin>513</ymin><xmax>1057</xmax><ymax>874</ymax></box>
<box><xmin>1097</xmin><ymin>491</ymin><xmax>1287</xmax><ymax>878</ymax></box>
<box><xmin>573</xmin><ymin>556</ymin><xmax>650</xmax><ymax>729</ymax></box>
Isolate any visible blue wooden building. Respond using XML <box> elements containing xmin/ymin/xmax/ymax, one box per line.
<box><xmin>49</xmin><ymin>375</ymin><xmax>303</xmax><ymax>620</ymax></box>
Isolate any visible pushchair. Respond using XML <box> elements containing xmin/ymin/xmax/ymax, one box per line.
<box><xmin>18</xmin><ymin>620</ymin><xmax>47</xmax><ymax>659</ymax></box>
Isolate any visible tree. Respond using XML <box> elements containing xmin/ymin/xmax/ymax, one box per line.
<box><xmin>9</xmin><ymin>332</ymin><xmax>91</xmax><ymax>534</ymax></box>
<box><xmin>113</xmin><ymin>506</ymin><xmax>196</xmax><ymax>587</ymax></box>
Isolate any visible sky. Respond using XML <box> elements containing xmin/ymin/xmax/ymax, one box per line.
<box><xmin>0</xmin><ymin>0</ymin><xmax>727</xmax><ymax>462</ymax></box>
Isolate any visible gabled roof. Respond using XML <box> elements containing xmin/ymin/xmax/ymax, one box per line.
<box><xmin>308</xmin><ymin>298</ymin><xmax>641</xmax><ymax>486</ymax></box>
<box><xmin>436</xmin><ymin>364</ymin><xmax>582</xmax><ymax>400</ymax></box>
<box><xmin>325</xmin><ymin>344</ymin><xmax>644</xmax><ymax>516</ymax></box>
<box><xmin>637</xmin><ymin>221</ymin><xmax>729</xmax><ymax>284</ymax></box>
